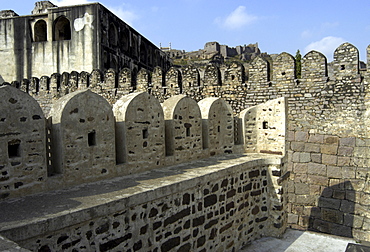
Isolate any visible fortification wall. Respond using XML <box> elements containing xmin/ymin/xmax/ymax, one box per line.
<box><xmin>1</xmin><ymin>41</ymin><xmax>370</xmax><ymax>246</ymax></box>
<box><xmin>0</xmin><ymin>155</ymin><xmax>284</xmax><ymax>252</ymax></box>
<box><xmin>0</xmin><ymin>85</ymin><xmax>286</xmax><ymax>200</ymax></box>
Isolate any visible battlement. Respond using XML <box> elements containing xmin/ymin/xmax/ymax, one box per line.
<box><xmin>0</xmin><ymin>85</ymin><xmax>286</xmax><ymax>200</ymax></box>
<box><xmin>2</xmin><ymin>42</ymin><xmax>370</xmax><ymax>250</ymax></box>
<box><xmin>5</xmin><ymin>43</ymin><xmax>367</xmax><ymax>108</ymax></box>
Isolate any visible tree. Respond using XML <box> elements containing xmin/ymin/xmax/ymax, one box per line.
<box><xmin>295</xmin><ymin>49</ymin><xmax>302</xmax><ymax>79</ymax></box>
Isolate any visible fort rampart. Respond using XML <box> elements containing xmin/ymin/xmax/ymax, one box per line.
<box><xmin>1</xmin><ymin>42</ymin><xmax>370</xmax><ymax>250</ymax></box>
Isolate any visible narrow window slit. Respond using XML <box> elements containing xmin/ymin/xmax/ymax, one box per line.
<box><xmin>88</xmin><ymin>130</ymin><xmax>96</xmax><ymax>146</ymax></box>
<box><xmin>142</xmin><ymin>128</ymin><xmax>148</xmax><ymax>139</ymax></box>
<box><xmin>8</xmin><ymin>140</ymin><xmax>21</xmax><ymax>158</ymax></box>
<box><xmin>262</xmin><ymin>121</ymin><xmax>268</xmax><ymax>129</ymax></box>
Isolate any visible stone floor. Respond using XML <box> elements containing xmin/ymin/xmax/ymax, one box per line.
<box><xmin>240</xmin><ymin>229</ymin><xmax>366</xmax><ymax>252</ymax></box>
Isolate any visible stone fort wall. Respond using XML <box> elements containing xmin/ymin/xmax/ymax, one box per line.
<box><xmin>1</xmin><ymin>41</ymin><xmax>370</xmax><ymax>248</ymax></box>
<box><xmin>0</xmin><ymin>84</ymin><xmax>286</xmax><ymax>251</ymax></box>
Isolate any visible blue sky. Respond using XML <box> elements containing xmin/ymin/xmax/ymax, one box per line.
<box><xmin>4</xmin><ymin>0</ymin><xmax>370</xmax><ymax>61</ymax></box>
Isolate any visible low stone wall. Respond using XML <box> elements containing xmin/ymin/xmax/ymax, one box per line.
<box><xmin>0</xmin><ymin>154</ymin><xmax>284</xmax><ymax>252</ymax></box>
<box><xmin>286</xmin><ymin>131</ymin><xmax>370</xmax><ymax>241</ymax></box>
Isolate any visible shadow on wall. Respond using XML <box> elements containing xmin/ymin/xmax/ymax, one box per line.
<box><xmin>309</xmin><ymin>181</ymin><xmax>355</xmax><ymax>238</ymax></box>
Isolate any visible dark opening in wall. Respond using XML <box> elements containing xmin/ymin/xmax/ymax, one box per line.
<box><xmin>34</xmin><ymin>20</ymin><xmax>47</xmax><ymax>42</ymax></box>
<box><xmin>53</xmin><ymin>16</ymin><xmax>71</xmax><ymax>41</ymax></box>
<box><xmin>8</xmin><ymin>140</ymin><xmax>21</xmax><ymax>158</ymax></box>
<box><xmin>218</xmin><ymin>126</ymin><xmax>221</xmax><ymax>133</ymax></box>
<box><xmin>142</xmin><ymin>128</ymin><xmax>148</xmax><ymax>139</ymax></box>
<box><xmin>341</xmin><ymin>65</ymin><xmax>346</xmax><ymax>70</ymax></box>
<box><xmin>88</xmin><ymin>130</ymin><xmax>96</xmax><ymax>146</ymax></box>
<box><xmin>185</xmin><ymin>123</ymin><xmax>192</xmax><ymax>137</ymax></box>
<box><xmin>262</xmin><ymin>121</ymin><xmax>268</xmax><ymax>129</ymax></box>
<box><xmin>231</xmin><ymin>75</ymin><xmax>235</xmax><ymax>80</ymax></box>
<box><xmin>281</xmin><ymin>72</ymin><xmax>286</xmax><ymax>76</ymax></box>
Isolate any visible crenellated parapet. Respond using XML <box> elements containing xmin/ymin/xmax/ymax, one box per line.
<box><xmin>0</xmin><ymin>85</ymin><xmax>286</xmax><ymax>200</ymax></box>
<box><xmin>5</xmin><ymin>43</ymin><xmax>369</xmax><ymax>117</ymax></box>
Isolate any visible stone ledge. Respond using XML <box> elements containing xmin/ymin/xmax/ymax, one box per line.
<box><xmin>0</xmin><ymin>153</ymin><xmax>282</xmax><ymax>242</ymax></box>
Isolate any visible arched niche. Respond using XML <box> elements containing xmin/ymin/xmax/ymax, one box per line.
<box><xmin>34</xmin><ymin>19</ymin><xmax>47</xmax><ymax>42</ymax></box>
<box><xmin>53</xmin><ymin>16</ymin><xmax>71</xmax><ymax>41</ymax></box>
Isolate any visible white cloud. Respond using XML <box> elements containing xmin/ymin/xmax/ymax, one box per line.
<box><xmin>301</xmin><ymin>30</ymin><xmax>313</xmax><ymax>39</ymax></box>
<box><xmin>216</xmin><ymin>6</ymin><xmax>257</xmax><ymax>30</ymax></box>
<box><xmin>301</xmin><ymin>22</ymin><xmax>339</xmax><ymax>39</ymax></box>
<box><xmin>110</xmin><ymin>7</ymin><xmax>138</xmax><ymax>26</ymax></box>
<box><xmin>321</xmin><ymin>22</ymin><xmax>339</xmax><ymax>30</ymax></box>
<box><xmin>304</xmin><ymin>36</ymin><xmax>346</xmax><ymax>61</ymax></box>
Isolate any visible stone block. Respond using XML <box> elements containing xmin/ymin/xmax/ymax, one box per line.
<box><xmin>329</xmin><ymin>178</ymin><xmax>342</xmax><ymax>188</ymax></box>
<box><xmin>308</xmin><ymin>163</ymin><xmax>326</xmax><ymax>176</ymax></box>
<box><xmin>295</xmin><ymin>131</ymin><xmax>308</xmax><ymax>142</ymax></box>
<box><xmin>309</xmin><ymin>184</ymin><xmax>321</xmax><ymax>195</ymax></box>
<box><xmin>338</xmin><ymin>157</ymin><xmax>351</xmax><ymax>166</ymax></box>
<box><xmin>308</xmin><ymin>134</ymin><xmax>324</xmax><ymax>143</ymax></box>
<box><xmin>295</xmin><ymin>173</ymin><xmax>308</xmax><ymax>183</ymax></box>
<box><xmin>307</xmin><ymin>206</ymin><xmax>322</xmax><ymax>219</ymax></box>
<box><xmin>322</xmin><ymin>154</ymin><xmax>337</xmax><ymax>165</ymax></box>
<box><xmin>293</xmin><ymin>163</ymin><xmax>308</xmax><ymax>173</ymax></box>
<box><xmin>330</xmin><ymin>222</ymin><xmax>352</xmax><ymax>237</ymax></box>
<box><xmin>360</xmin><ymin>192</ymin><xmax>370</xmax><ymax>206</ymax></box>
<box><xmin>304</xmin><ymin>143</ymin><xmax>320</xmax><ymax>153</ymax></box>
<box><xmin>321</xmin><ymin>144</ymin><xmax>338</xmax><ymax>155</ymax></box>
<box><xmin>298</xmin><ymin>215</ymin><xmax>311</xmax><ymax>228</ymax></box>
<box><xmin>355</xmin><ymin>203</ymin><xmax>370</xmax><ymax>219</ymax></box>
<box><xmin>338</xmin><ymin>167</ymin><xmax>356</xmax><ymax>179</ymax></box>
<box><xmin>321</xmin><ymin>187</ymin><xmax>333</xmax><ymax>198</ymax></box>
<box><xmin>287</xmin><ymin>181</ymin><xmax>295</xmax><ymax>193</ymax></box>
<box><xmin>299</xmin><ymin>152</ymin><xmax>311</xmax><ymax>163</ymax></box>
<box><xmin>353</xmin><ymin>147</ymin><xmax>369</xmax><ymax>158</ymax></box>
<box><xmin>339</xmin><ymin>137</ymin><xmax>356</xmax><ymax>147</ymax></box>
<box><xmin>322</xmin><ymin>208</ymin><xmax>343</xmax><ymax>224</ymax></box>
<box><xmin>338</xmin><ymin>146</ymin><xmax>354</xmax><ymax>156</ymax></box>
<box><xmin>310</xmin><ymin>153</ymin><xmax>322</xmax><ymax>163</ymax></box>
<box><xmin>287</xmin><ymin>213</ymin><xmax>299</xmax><ymax>224</ymax></box>
<box><xmin>291</xmin><ymin>142</ymin><xmax>305</xmax><ymax>152</ymax></box>
<box><xmin>324</xmin><ymin>135</ymin><xmax>339</xmax><ymax>145</ymax></box>
<box><xmin>287</xmin><ymin>131</ymin><xmax>295</xmax><ymax>141</ymax></box>
<box><xmin>340</xmin><ymin>200</ymin><xmax>355</xmax><ymax>214</ymax></box>
<box><xmin>296</xmin><ymin>195</ymin><xmax>317</xmax><ymax>205</ymax></box>
<box><xmin>351</xmin><ymin>180</ymin><xmax>365</xmax><ymax>191</ymax></box>
<box><xmin>292</xmin><ymin>152</ymin><xmax>300</xmax><ymax>162</ymax></box>
<box><xmin>318</xmin><ymin>197</ymin><xmax>341</xmax><ymax>209</ymax></box>
<box><xmin>308</xmin><ymin>174</ymin><xmax>328</xmax><ymax>186</ymax></box>
<box><xmin>356</xmin><ymin>168</ymin><xmax>369</xmax><ymax>180</ymax></box>
<box><xmin>326</xmin><ymin>166</ymin><xmax>342</xmax><ymax>178</ymax></box>
<box><xmin>312</xmin><ymin>218</ymin><xmax>330</xmax><ymax>233</ymax></box>
<box><xmin>332</xmin><ymin>190</ymin><xmax>345</xmax><ymax>200</ymax></box>
<box><xmin>355</xmin><ymin>138</ymin><xmax>366</xmax><ymax>147</ymax></box>
<box><xmin>295</xmin><ymin>182</ymin><xmax>310</xmax><ymax>195</ymax></box>
<box><xmin>343</xmin><ymin>213</ymin><xmax>364</xmax><ymax>228</ymax></box>
<box><xmin>353</xmin><ymin>229</ymin><xmax>370</xmax><ymax>242</ymax></box>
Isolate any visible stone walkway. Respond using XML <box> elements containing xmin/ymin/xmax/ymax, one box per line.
<box><xmin>240</xmin><ymin>229</ymin><xmax>362</xmax><ymax>252</ymax></box>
